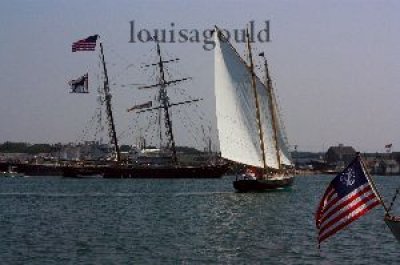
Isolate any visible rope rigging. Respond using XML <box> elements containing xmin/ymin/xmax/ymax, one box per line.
<box><xmin>388</xmin><ymin>188</ymin><xmax>400</xmax><ymax>214</ymax></box>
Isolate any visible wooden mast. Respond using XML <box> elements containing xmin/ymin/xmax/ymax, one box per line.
<box><xmin>136</xmin><ymin>38</ymin><xmax>193</xmax><ymax>166</ymax></box>
<box><xmin>260</xmin><ymin>53</ymin><xmax>281</xmax><ymax>169</ymax></box>
<box><xmin>155</xmin><ymin>40</ymin><xmax>178</xmax><ymax>165</ymax></box>
<box><xmin>246</xmin><ymin>28</ymin><xmax>268</xmax><ymax>176</ymax></box>
<box><xmin>99</xmin><ymin>42</ymin><xmax>121</xmax><ymax>162</ymax></box>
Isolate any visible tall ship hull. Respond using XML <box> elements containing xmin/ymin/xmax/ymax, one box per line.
<box><xmin>102</xmin><ymin>163</ymin><xmax>229</xmax><ymax>179</ymax></box>
<box><xmin>13</xmin><ymin>163</ymin><xmax>63</xmax><ymax>176</ymax></box>
<box><xmin>64</xmin><ymin>35</ymin><xmax>227</xmax><ymax>179</ymax></box>
<box><xmin>60</xmin><ymin>163</ymin><xmax>229</xmax><ymax>178</ymax></box>
<box><xmin>61</xmin><ymin>165</ymin><xmax>104</xmax><ymax>178</ymax></box>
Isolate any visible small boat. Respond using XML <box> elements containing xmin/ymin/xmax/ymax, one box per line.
<box><xmin>380</xmin><ymin>186</ymin><xmax>400</xmax><ymax>242</ymax></box>
<box><xmin>357</xmin><ymin>158</ymin><xmax>400</xmax><ymax>242</ymax></box>
<box><xmin>0</xmin><ymin>166</ymin><xmax>24</xmax><ymax>177</ymax></box>
<box><xmin>214</xmin><ymin>26</ymin><xmax>294</xmax><ymax>191</ymax></box>
<box><xmin>233</xmin><ymin>176</ymin><xmax>294</xmax><ymax>192</ymax></box>
<box><xmin>384</xmin><ymin>215</ymin><xmax>400</xmax><ymax>241</ymax></box>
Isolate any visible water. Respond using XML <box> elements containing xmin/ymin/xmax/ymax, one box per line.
<box><xmin>0</xmin><ymin>175</ymin><xmax>399</xmax><ymax>264</ymax></box>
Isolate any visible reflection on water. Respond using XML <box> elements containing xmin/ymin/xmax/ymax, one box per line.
<box><xmin>0</xmin><ymin>175</ymin><xmax>398</xmax><ymax>264</ymax></box>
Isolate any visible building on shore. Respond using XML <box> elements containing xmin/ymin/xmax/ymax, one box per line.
<box><xmin>363</xmin><ymin>152</ymin><xmax>400</xmax><ymax>175</ymax></box>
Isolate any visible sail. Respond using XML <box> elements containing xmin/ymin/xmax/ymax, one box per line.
<box><xmin>214</xmin><ymin>31</ymin><xmax>280</xmax><ymax>169</ymax></box>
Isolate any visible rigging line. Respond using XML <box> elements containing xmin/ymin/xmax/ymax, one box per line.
<box><xmin>101</xmin><ymin>46</ymin><xmax>139</xmax><ymax>86</ymax></box>
<box><xmin>130</xmin><ymin>115</ymin><xmax>139</xmax><ymax>140</ymax></box>
<box><xmin>172</xmin><ymin>86</ymin><xmax>211</xmax><ymax>130</ymax></box>
<box><xmin>178</xmin><ymin>105</ymin><xmax>202</xmax><ymax>134</ymax></box>
<box><xmin>177</xmin><ymin>92</ymin><xmax>210</xmax><ymax>126</ymax></box>
<box><xmin>130</xmin><ymin>115</ymin><xmax>141</xmax><ymax>146</ymax></box>
<box><xmin>108</xmin><ymin>63</ymin><xmax>136</xmax><ymax>85</ymax></box>
<box><xmin>139</xmin><ymin>46</ymin><xmax>158</xmax><ymax>70</ymax></box>
<box><xmin>117</xmin><ymin>126</ymin><xmax>131</xmax><ymax>142</ymax></box>
<box><xmin>108</xmin><ymin>46</ymin><xmax>132</xmax><ymax>66</ymax></box>
<box><xmin>175</xmin><ymin>107</ymin><xmax>203</xmax><ymax>148</ymax></box>
<box><xmin>76</xmin><ymin>106</ymin><xmax>101</xmax><ymax>143</ymax></box>
<box><xmin>184</xmin><ymin>111</ymin><xmax>206</xmax><ymax>147</ymax></box>
<box><xmin>388</xmin><ymin>188</ymin><xmax>400</xmax><ymax>213</ymax></box>
<box><xmin>272</xmin><ymin>88</ymin><xmax>290</xmax><ymax>145</ymax></box>
<box><xmin>140</xmin><ymin>112</ymin><xmax>157</xmax><ymax>143</ymax></box>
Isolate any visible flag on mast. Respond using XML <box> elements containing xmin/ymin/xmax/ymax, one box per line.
<box><xmin>385</xmin><ymin>144</ymin><xmax>393</xmax><ymax>153</ymax></box>
<box><xmin>68</xmin><ymin>73</ymin><xmax>89</xmax><ymax>93</ymax></box>
<box><xmin>72</xmin><ymin>35</ymin><xmax>99</xmax><ymax>52</ymax></box>
<box><xmin>315</xmin><ymin>155</ymin><xmax>381</xmax><ymax>246</ymax></box>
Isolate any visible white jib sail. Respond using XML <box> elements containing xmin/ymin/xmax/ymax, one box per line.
<box><xmin>214</xmin><ymin>31</ymin><xmax>280</xmax><ymax>169</ymax></box>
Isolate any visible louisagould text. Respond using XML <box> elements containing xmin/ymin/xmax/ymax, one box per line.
<box><xmin>129</xmin><ymin>20</ymin><xmax>271</xmax><ymax>51</ymax></box>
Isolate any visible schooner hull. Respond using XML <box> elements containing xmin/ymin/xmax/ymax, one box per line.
<box><xmin>233</xmin><ymin>176</ymin><xmax>294</xmax><ymax>192</ymax></box>
<box><xmin>384</xmin><ymin>215</ymin><xmax>400</xmax><ymax>242</ymax></box>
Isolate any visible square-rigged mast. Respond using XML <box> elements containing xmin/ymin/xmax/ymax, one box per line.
<box><xmin>130</xmin><ymin>38</ymin><xmax>200</xmax><ymax>165</ymax></box>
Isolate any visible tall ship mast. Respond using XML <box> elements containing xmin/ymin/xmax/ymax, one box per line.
<box><xmin>67</xmin><ymin>35</ymin><xmax>121</xmax><ymax>161</ymax></box>
<box><xmin>101</xmin><ymin>37</ymin><xmax>229</xmax><ymax>178</ymax></box>
<box><xmin>214</xmin><ymin>26</ymin><xmax>294</xmax><ymax>191</ymax></box>
<box><xmin>99</xmin><ymin>42</ymin><xmax>121</xmax><ymax>162</ymax></box>
<box><xmin>134</xmin><ymin>38</ymin><xmax>194</xmax><ymax>165</ymax></box>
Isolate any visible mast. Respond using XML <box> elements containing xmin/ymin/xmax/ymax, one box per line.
<box><xmin>260</xmin><ymin>53</ymin><xmax>281</xmax><ymax>169</ymax></box>
<box><xmin>155</xmin><ymin>41</ymin><xmax>178</xmax><ymax>165</ymax></box>
<box><xmin>246</xmin><ymin>28</ymin><xmax>268</xmax><ymax>174</ymax></box>
<box><xmin>135</xmin><ymin>39</ymin><xmax>195</xmax><ymax>166</ymax></box>
<box><xmin>99</xmin><ymin>42</ymin><xmax>121</xmax><ymax>162</ymax></box>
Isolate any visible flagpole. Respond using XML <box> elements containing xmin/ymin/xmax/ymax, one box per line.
<box><xmin>358</xmin><ymin>153</ymin><xmax>390</xmax><ymax>214</ymax></box>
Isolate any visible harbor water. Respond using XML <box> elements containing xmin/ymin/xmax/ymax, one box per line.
<box><xmin>0</xmin><ymin>175</ymin><xmax>399</xmax><ymax>264</ymax></box>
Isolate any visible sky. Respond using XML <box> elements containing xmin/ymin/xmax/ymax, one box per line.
<box><xmin>0</xmin><ymin>0</ymin><xmax>399</xmax><ymax>153</ymax></box>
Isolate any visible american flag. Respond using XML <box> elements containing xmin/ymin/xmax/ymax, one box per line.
<box><xmin>72</xmin><ymin>35</ymin><xmax>98</xmax><ymax>52</ymax></box>
<box><xmin>315</xmin><ymin>155</ymin><xmax>381</xmax><ymax>245</ymax></box>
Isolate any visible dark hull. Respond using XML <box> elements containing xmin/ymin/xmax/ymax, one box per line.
<box><xmin>7</xmin><ymin>161</ymin><xmax>229</xmax><ymax>179</ymax></box>
<box><xmin>14</xmin><ymin>163</ymin><xmax>63</xmax><ymax>176</ymax></box>
<box><xmin>384</xmin><ymin>215</ymin><xmax>400</xmax><ymax>242</ymax></box>
<box><xmin>233</xmin><ymin>177</ymin><xmax>294</xmax><ymax>192</ymax></box>
<box><xmin>61</xmin><ymin>166</ymin><xmax>104</xmax><ymax>178</ymax></box>
<box><xmin>102</xmin><ymin>164</ymin><xmax>229</xmax><ymax>179</ymax></box>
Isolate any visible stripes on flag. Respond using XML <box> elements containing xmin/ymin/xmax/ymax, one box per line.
<box><xmin>315</xmin><ymin>156</ymin><xmax>381</xmax><ymax>245</ymax></box>
<box><xmin>72</xmin><ymin>35</ymin><xmax>99</xmax><ymax>52</ymax></box>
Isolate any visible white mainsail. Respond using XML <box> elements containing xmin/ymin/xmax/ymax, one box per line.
<box><xmin>214</xmin><ymin>30</ymin><xmax>281</xmax><ymax>169</ymax></box>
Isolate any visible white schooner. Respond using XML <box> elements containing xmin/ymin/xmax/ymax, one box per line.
<box><xmin>214</xmin><ymin>26</ymin><xmax>294</xmax><ymax>191</ymax></box>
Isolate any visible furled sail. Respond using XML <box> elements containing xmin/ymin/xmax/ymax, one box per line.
<box><xmin>214</xmin><ymin>30</ymin><xmax>280</xmax><ymax>169</ymax></box>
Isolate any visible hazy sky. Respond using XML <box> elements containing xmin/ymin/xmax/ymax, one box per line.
<box><xmin>0</xmin><ymin>0</ymin><xmax>399</xmax><ymax>152</ymax></box>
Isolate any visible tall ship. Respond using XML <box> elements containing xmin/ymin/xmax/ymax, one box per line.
<box><xmin>63</xmin><ymin>35</ymin><xmax>228</xmax><ymax>178</ymax></box>
<box><xmin>214</xmin><ymin>27</ymin><xmax>294</xmax><ymax>191</ymax></box>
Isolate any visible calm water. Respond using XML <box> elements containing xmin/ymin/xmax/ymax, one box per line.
<box><xmin>0</xmin><ymin>175</ymin><xmax>399</xmax><ymax>264</ymax></box>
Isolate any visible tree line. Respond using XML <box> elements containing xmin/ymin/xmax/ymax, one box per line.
<box><xmin>0</xmin><ymin>142</ymin><xmax>203</xmax><ymax>154</ymax></box>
